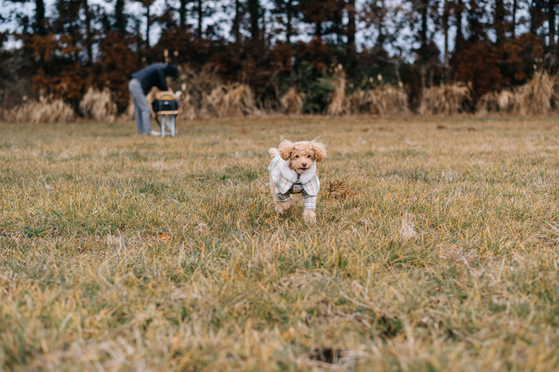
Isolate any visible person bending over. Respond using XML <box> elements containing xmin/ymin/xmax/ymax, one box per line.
<box><xmin>128</xmin><ymin>63</ymin><xmax>179</xmax><ymax>136</ymax></box>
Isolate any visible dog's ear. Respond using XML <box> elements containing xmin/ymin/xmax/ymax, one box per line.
<box><xmin>311</xmin><ymin>141</ymin><xmax>327</xmax><ymax>162</ymax></box>
<box><xmin>278</xmin><ymin>140</ymin><xmax>295</xmax><ymax>160</ymax></box>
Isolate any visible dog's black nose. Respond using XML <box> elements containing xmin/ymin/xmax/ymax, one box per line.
<box><xmin>302</xmin><ymin>163</ymin><xmax>307</xmax><ymax>167</ymax></box>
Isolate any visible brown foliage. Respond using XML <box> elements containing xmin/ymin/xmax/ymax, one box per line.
<box><xmin>97</xmin><ymin>32</ymin><xmax>139</xmax><ymax>111</ymax></box>
<box><xmin>326</xmin><ymin>180</ymin><xmax>356</xmax><ymax>200</ymax></box>
<box><xmin>452</xmin><ymin>41</ymin><xmax>503</xmax><ymax>101</ymax></box>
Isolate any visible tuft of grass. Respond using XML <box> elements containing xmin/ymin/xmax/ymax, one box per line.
<box><xmin>367</xmin><ymin>83</ymin><xmax>409</xmax><ymax>115</ymax></box>
<box><xmin>327</xmin><ymin>67</ymin><xmax>349</xmax><ymax>116</ymax></box>
<box><xmin>2</xmin><ymin>117</ymin><xmax>559</xmax><ymax>371</ymax></box>
<box><xmin>79</xmin><ymin>87</ymin><xmax>118</xmax><ymax>123</ymax></box>
<box><xmin>2</xmin><ymin>97</ymin><xmax>75</xmax><ymax>123</ymax></box>
<box><xmin>280</xmin><ymin>87</ymin><xmax>306</xmax><ymax>114</ymax></box>
<box><xmin>206</xmin><ymin>83</ymin><xmax>256</xmax><ymax>117</ymax></box>
<box><xmin>478</xmin><ymin>71</ymin><xmax>559</xmax><ymax>115</ymax></box>
<box><xmin>418</xmin><ymin>83</ymin><xmax>471</xmax><ymax>115</ymax></box>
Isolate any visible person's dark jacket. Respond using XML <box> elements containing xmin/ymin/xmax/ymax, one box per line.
<box><xmin>131</xmin><ymin>63</ymin><xmax>178</xmax><ymax>95</ymax></box>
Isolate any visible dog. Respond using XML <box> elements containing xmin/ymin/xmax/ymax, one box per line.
<box><xmin>268</xmin><ymin>139</ymin><xmax>327</xmax><ymax>223</ymax></box>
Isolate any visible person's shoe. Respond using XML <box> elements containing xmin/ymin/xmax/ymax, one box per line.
<box><xmin>151</xmin><ymin>130</ymin><xmax>161</xmax><ymax>136</ymax></box>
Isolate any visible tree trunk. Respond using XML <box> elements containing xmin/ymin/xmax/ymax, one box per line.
<box><xmin>347</xmin><ymin>0</ymin><xmax>356</xmax><ymax>49</ymax></box>
<box><xmin>419</xmin><ymin>0</ymin><xmax>428</xmax><ymax>61</ymax></box>
<box><xmin>315</xmin><ymin>21</ymin><xmax>322</xmax><ymax>38</ymax></box>
<box><xmin>286</xmin><ymin>0</ymin><xmax>293</xmax><ymax>43</ymax></box>
<box><xmin>549</xmin><ymin>0</ymin><xmax>557</xmax><ymax>46</ymax></box>
<box><xmin>512</xmin><ymin>0</ymin><xmax>517</xmax><ymax>37</ymax></box>
<box><xmin>494</xmin><ymin>0</ymin><xmax>505</xmax><ymax>43</ymax></box>
<box><xmin>115</xmin><ymin>0</ymin><xmax>126</xmax><ymax>34</ymax></box>
<box><xmin>179</xmin><ymin>0</ymin><xmax>187</xmax><ymax>30</ymax></box>
<box><xmin>197</xmin><ymin>0</ymin><xmax>203</xmax><ymax>37</ymax></box>
<box><xmin>443</xmin><ymin>0</ymin><xmax>449</xmax><ymax>69</ymax></box>
<box><xmin>146</xmin><ymin>4</ymin><xmax>151</xmax><ymax>47</ymax></box>
<box><xmin>84</xmin><ymin>0</ymin><xmax>93</xmax><ymax>64</ymax></box>
<box><xmin>35</xmin><ymin>0</ymin><xmax>46</xmax><ymax>35</ymax></box>
<box><xmin>456</xmin><ymin>0</ymin><xmax>464</xmax><ymax>46</ymax></box>
<box><xmin>233</xmin><ymin>0</ymin><xmax>241</xmax><ymax>43</ymax></box>
<box><xmin>248</xmin><ymin>0</ymin><xmax>260</xmax><ymax>41</ymax></box>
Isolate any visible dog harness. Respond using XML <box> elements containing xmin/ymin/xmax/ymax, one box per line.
<box><xmin>268</xmin><ymin>154</ymin><xmax>320</xmax><ymax>209</ymax></box>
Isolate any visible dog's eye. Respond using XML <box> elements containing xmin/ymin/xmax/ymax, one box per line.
<box><xmin>307</xmin><ymin>155</ymin><xmax>311</xmax><ymax>158</ymax></box>
<box><xmin>295</xmin><ymin>155</ymin><xmax>299</xmax><ymax>158</ymax></box>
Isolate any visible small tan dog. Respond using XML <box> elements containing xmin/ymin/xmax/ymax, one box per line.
<box><xmin>268</xmin><ymin>139</ymin><xmax>327</xmax><ymax>223</ymax></box>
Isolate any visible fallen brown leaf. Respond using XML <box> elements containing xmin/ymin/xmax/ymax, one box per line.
<box><xmin>157</xmin><ymin>232</ymin><xmax>172</xmax><ymax>242</ymax></box>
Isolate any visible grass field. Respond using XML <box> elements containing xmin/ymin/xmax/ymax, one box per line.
<box><xmin>2</xmin><ymin>116</ymin><xmax>559</xmax><ymax>371</ymax></box>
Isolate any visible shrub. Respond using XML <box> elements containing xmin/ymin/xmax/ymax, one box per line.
<box><xmin>290</xmin><ymin>61</ymin><xmax>334</xmax><ymax>114</ymax></box>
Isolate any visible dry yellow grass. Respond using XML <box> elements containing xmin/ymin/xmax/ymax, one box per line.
<box><xmin>477</xmin><ymin>72</ymin><xmax>559</xmax><ymax>115</ymax></box>
<box><xmin>367</xmin><ymin>84</ymin><xmax>409</xmax><ymax>115</ymax></box>
<box><xmin>2</xmin><ymin>97</ymin><xmax>75</xmax><ymax>123</ymax></box>
<box><xmin>79</xmin><ymin>87</ymin><xmax>118</xmax><ymax>123</ymax></box>
<box><xmin>327</xmin><ymin>72</ymin><xmax>349</xmax><ymax>116</ymax></box>
<box><xmin>2</xmin><ymin>116</ymin><xmax>559</xmax><ymax>371</ymax></box>
<box><xmin>418</xmin><ymin>83</ymin><xmax>471</xmax><ymax>115</ymax></box>
<box><xmin>347</xmin><ymin>85</ymin><xmax>409</xmax><ymax>116</ymax></box>
<box><xmin>280</xmin><ymin>87</ymin><xmax>306</xmax><ymax>114</ymax></box>
<box><xmin>206</xmin><ymin>83</ymin><xmax>256</xmax><ymax>117</ymax></box>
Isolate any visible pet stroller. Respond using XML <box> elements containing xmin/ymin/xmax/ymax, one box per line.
<box><xmin>152</xmin><ymin>91</ymin><xmax>181</xmax><ymax>138</ymax></box>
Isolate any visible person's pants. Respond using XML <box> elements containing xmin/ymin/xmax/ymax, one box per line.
<box><xmin>128</xmin><ymin>79</ymin><xmax>151</xmax><ymax>134</ymax></box>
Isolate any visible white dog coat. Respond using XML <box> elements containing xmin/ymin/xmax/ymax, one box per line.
<box><xmin>268</xmin><ymin>154</ymin><xmax>320</xmax><ymax>209</ymax></box>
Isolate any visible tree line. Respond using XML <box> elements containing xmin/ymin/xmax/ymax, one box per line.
<box><xmin>0</xmin><ymin>0</ymin><xmax>558</xmax><ymax>113</ymax></box>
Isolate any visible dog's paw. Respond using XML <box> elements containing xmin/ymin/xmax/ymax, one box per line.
<box><xmin>303</xmin><ymin>209</ymin><xmax>316</xmax><ymax>224</ymax></box>
<box><xmin>275</xmin><ymin>199</ymin><xmax>295</xmax><ymax>214</ymax></box>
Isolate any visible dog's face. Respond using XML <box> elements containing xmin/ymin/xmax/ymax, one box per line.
<box><xmin>278</xmin><ymin>140</ymin><xmax>327</xmax><ymax>174</ymax></box>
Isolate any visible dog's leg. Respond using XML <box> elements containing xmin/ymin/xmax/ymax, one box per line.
<box><xmin>303</xmin><ymin>209</ymin><xmax>316</xmax><ymax>224</ymax></box>
<box><xmin>271</xmin><ymin>174</ymin><xmax>295</xmax><ymax>214</ymax></box>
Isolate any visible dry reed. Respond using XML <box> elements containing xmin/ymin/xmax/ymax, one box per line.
<box><xmin>418</xmin><ymin>83</ymin><xmax>471</xmax><ymax>115</ymax></box>
<box><xmin>2</xmin><ymin>97</ymin><xmax>75</xmax><ymax>123</ymax></box>
<box><xmin>477</xmin><ymin>71</ymin><xmax>559</xmax><ymax>115</ymax></box>
<box><xmin>516</xmin><ymin>71</ymin><xmax>558</xmax><ymax>115</ymax></box>
<box><xmin>79</xmin><ymin>87</ymin><xmax>117</xmax><ymax>123</ymax></box>
<box><xmin>176</xmin><ymin>64</ymin><xmax>222</xmax><ymax>118</ymax></box>
<box><xmin>349</xmin><ymin>89</ymin><xmax>367</xmax><ymax>113</ymax></box>
<box><xmin>327</xmin><ymin>70</ymin><xmax>350</xmax><ymax>116</ymax></box>
<box><xmin>367</xmin><ymin>84</ymin><xmax>409</xmax><ymax>115</ymax></box>
<box><xmin>280</xmin><ymin>87</ymin><xmax>305</xmax><ymax>114</ymax></box>
<box><xmin>206</xmin><ymin>83</ymin><xmax>256</xmax><ymax>117</ymax></box>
